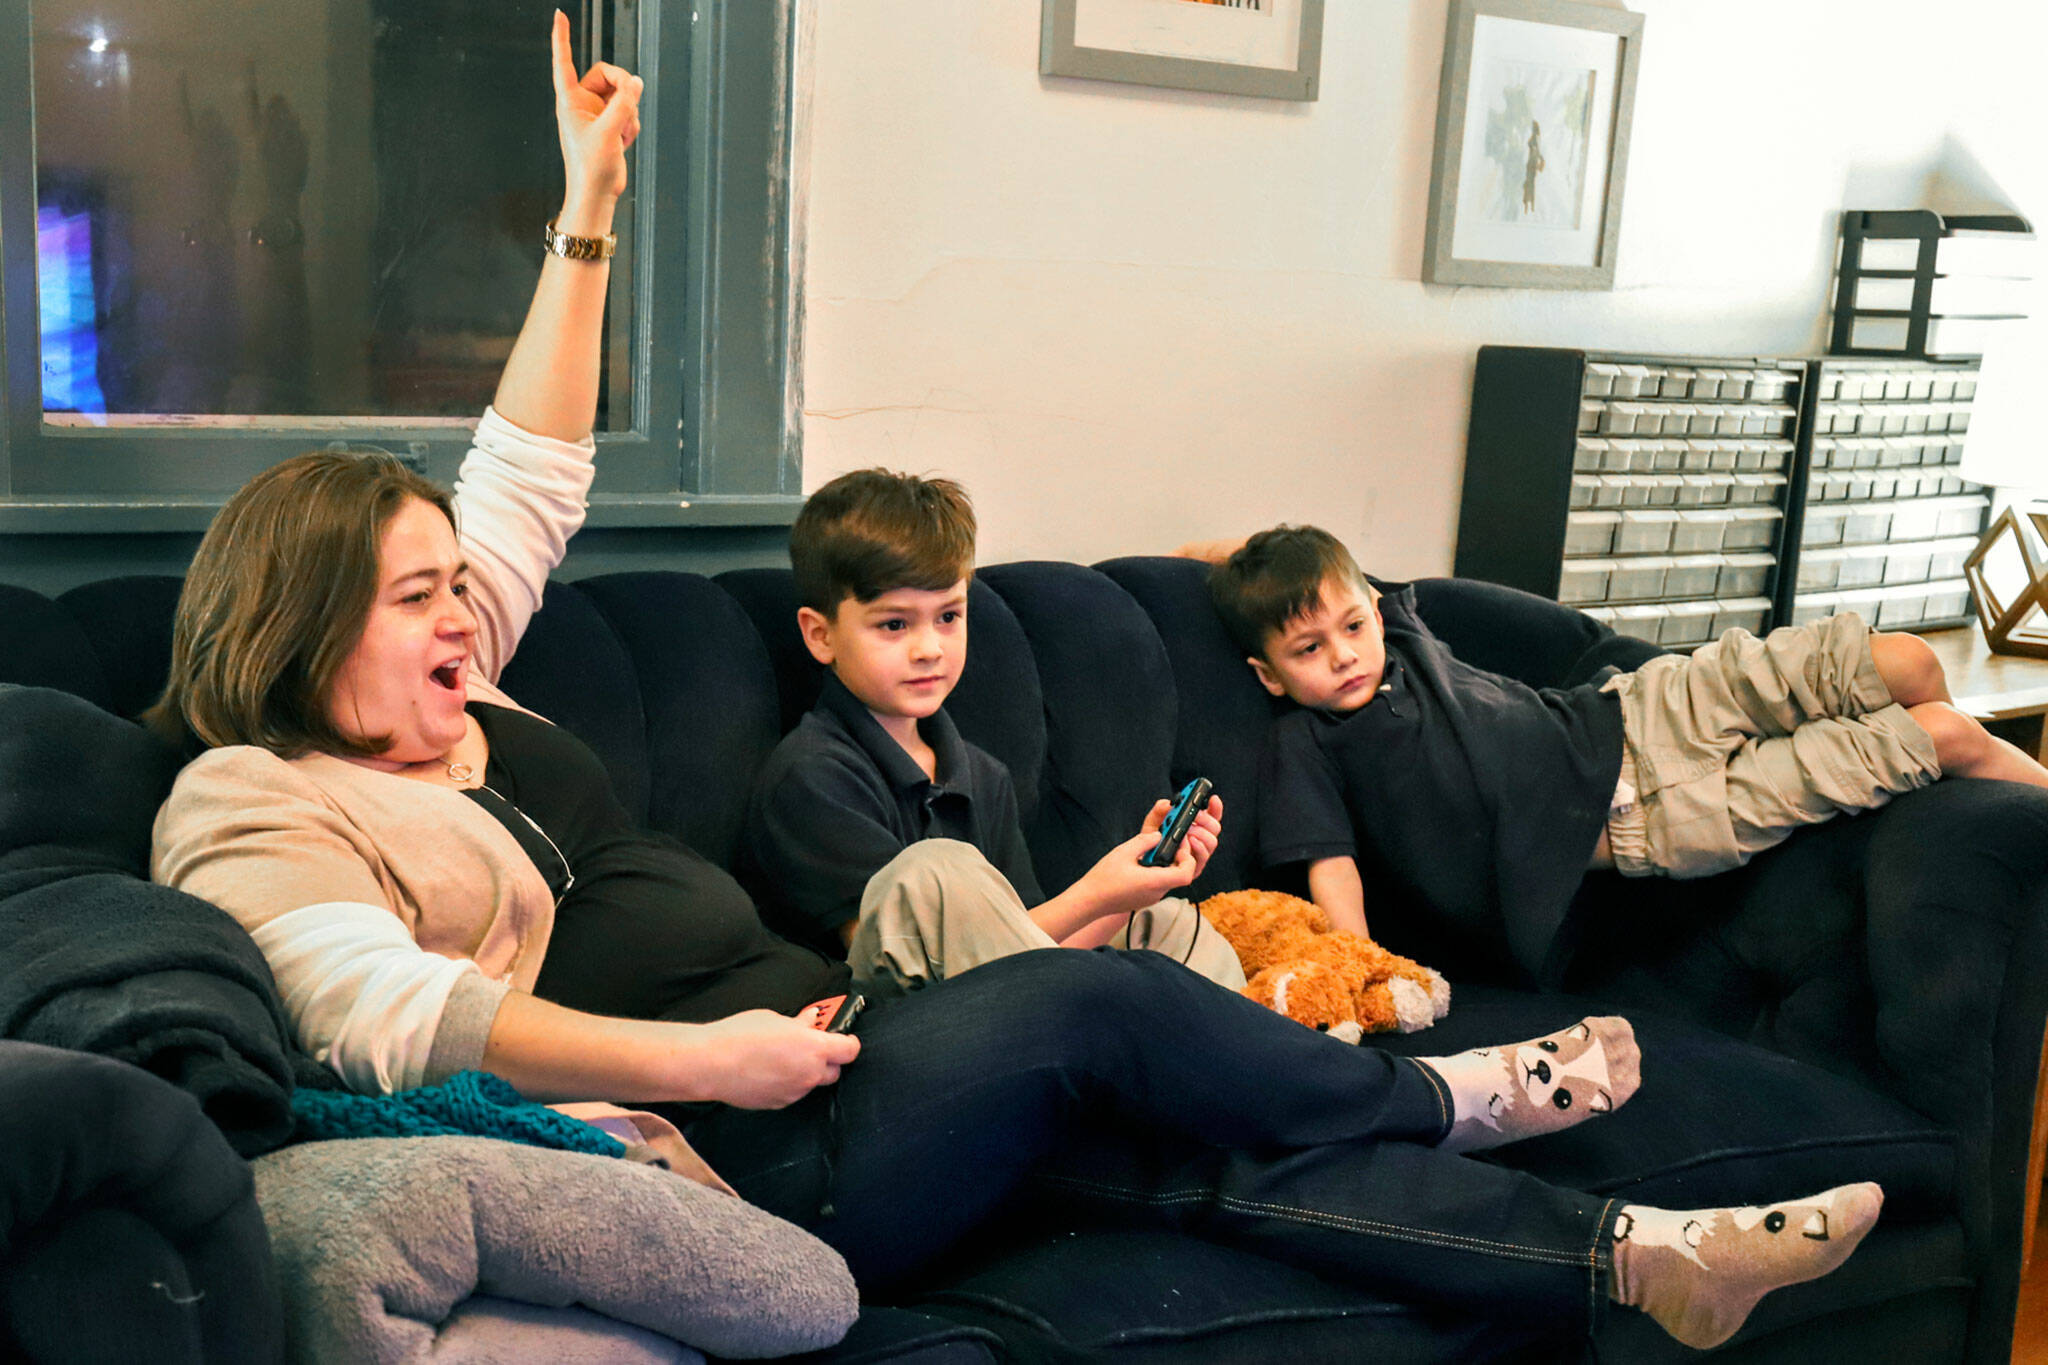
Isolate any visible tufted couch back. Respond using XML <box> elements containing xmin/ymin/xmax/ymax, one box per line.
<box><xmin>0</xmin><ymin>560</ymin><xmax>1649</xmax><ymax>962</ymax></box>
<box><xmin>5</xmin><ymin>560</ymin><xmax>2042</xmax><ymax>1069</ymax></box>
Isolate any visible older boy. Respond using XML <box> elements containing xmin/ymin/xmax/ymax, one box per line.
<box><xmin>1207</xmin><ymin>525</ymin><xmax>2048</xmax><ymax>951</ymax></box>
<box><xmin>741</xmin><ymin>469</ymin><xmax>1246</xmax><ymax>994</ymax></box>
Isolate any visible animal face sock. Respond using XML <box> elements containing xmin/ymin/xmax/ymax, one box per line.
<box><xmin>1418</xmin><ymin>1017</ymin><xmax>1640</xmax><ymax>1152</ymax></box>
<box><xmin>1609</xmin><ymin>1182</ymin><xmax>1883</xmax><ymax>1349</ymax></box>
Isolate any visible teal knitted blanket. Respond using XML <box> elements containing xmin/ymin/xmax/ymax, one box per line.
<box><xmin>290</xmin><ymin>1070</ymin><xmax>626</xmax><ymax>1158</ymax></box>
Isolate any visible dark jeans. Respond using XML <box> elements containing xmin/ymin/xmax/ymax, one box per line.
<box><xmin>685</xmin><ymin>948</ymin><xmax>1619</xmax><ymax>1334</ymax></box>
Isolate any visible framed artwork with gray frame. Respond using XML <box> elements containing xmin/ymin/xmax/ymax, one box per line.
<box><xmin>1040</xmin><ymin>0</ymin><xmax>1324</xmax><ymax>102</ymax></box>
<box><xmin>1422</xmin><ymin>0</ymin><xmax>1642</xmax><ymax>289</ymax></box>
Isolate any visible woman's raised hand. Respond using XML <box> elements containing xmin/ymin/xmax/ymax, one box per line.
<box><xmin>684</xmin><ymin>1009</ymin><xmax>861</xmax><ymax>1110</ymax></box>
<box><xmin>550</xmin><ymin>9</ymin><xmax>642</xmax><ymax>223</ymax></box>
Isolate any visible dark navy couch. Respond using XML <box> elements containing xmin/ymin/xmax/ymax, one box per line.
<box><xmin>3</xmin><ymin>558</ymin><xmax>2045</xmax><ymax>1364</ymax></box>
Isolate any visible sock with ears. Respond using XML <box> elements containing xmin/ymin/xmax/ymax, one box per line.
<box><xmin>1610</xmin><ymin>1182</ymin><xmax>1884</xmax><ymax>1350</ymax></box>
<box><xmin>1417</xmin><ymin>1016</ymin><xmax>1640</xmax><ymax>1152</ymax></box>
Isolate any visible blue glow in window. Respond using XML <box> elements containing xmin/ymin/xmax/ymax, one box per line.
<box><xmin>37</xmin><ymin>203</ymin><xmax>106</xmax><ymax>415</ymax></box>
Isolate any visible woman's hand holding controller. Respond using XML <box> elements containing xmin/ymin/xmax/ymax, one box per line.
<box><xmin>676</xmin><ymin>1009</ymin><xmax>860</xmax><ymax>1110</ymax></box>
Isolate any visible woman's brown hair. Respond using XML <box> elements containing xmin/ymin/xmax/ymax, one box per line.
<box><xmin>143</xmin><ymin>450</ymin><xmax>454</xmax><ymax>757</ymax></box>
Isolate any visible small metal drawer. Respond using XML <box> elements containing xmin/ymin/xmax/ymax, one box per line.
<box><xmin>1563</xmin><ymin>511</ymin><xmax>1622</xmax><ymax>557</ymax></box>
<box><xmin>1718</xmin><ymin>552</ymin><xmax>1774</xmax><ymax>597</ymax></box>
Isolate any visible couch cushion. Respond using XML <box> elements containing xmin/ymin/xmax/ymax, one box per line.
<box><xmin>1093</xmin><ymin>556</ymin><xmax>1273</xmax><ymax>900</ymax></box>
<box><xmin>933</xmin><ymin>580</ymin><xmax>1048</xmax><ymax>834</ymax></box>
<box><xmin>0</xmin><ymin>584</ymin><xmax>112</xmax><ymax>708</ymax></box>
<box><xmin>497</xmin><ymin>580</ymin><xmax>650</xmax><ymax>823</ymax></box>
<box><xmin>0</xmin><ymin>1042</ymin><xmax>283</xmax><ymax>1365</ymax></box>
<box><xmin>55</xmin><ymin>575</ymin><xmax>186</xmax><ymax>720</ymax></box>
<box><xmin>573</xmin><ymin>573</ymin><xmax>783</xmax><ymax>868</ymax></box>
<box><xmin>715</xmin><ymin>567</ymin><xmax>836</xmax><ymax>739</ymax></box>
<box><xmin>977</xmin><ymin>563</ymin><xmax>1176</xmax><ymax>899</ymax></box>
<box><xmin>1371</xmin><ymin>985</ymin><xmax>1956</xmax><ymax>1219</ymax></box>
<box><xmin>0</xmin><ymin>684</ymin><xmax>182</xmax><ymax>883</ymax></box>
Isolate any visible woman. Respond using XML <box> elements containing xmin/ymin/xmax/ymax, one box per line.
<box><xmin>147</xmin><ymin>21</ymin><xmax>1879</xmax><ymax>1354</ymax></box>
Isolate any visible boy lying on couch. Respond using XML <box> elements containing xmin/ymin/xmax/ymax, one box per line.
<box><xmin>1204</xmin><ymin>524</ymin><xmax>2048</xmax><ymax>952</ymax></box>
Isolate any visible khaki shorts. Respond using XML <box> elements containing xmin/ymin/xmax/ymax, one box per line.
<box><xmin>1603</xmin><ymin>613</ymin><xmax>1940</xmax><ymax>879</ymax></box>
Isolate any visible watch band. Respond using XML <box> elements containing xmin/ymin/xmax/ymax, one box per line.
<box><xmin>543</xmin><ymin>219</ymin><xmax>617</xmax><ymax>261</ymax></box>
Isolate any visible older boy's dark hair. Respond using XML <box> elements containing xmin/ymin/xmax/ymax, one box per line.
<box><xmin>790</xmin><ymin>468</ymin><xmax>977</xmax><ymax>613</ymax></box>
<box><xmin>1208</xmin><ymin>525</ymin><xmax>1369</xmax><ymax>657</ymax></box>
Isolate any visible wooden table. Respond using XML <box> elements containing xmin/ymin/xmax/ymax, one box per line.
<box><xmin>1922</xmin><ymin>629</ymin><xmax>2048</xmax><ymax>1271</ymax></box>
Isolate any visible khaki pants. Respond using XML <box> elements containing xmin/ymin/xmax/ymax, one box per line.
<box><xmin>848</xmin><ymin>839</ymin><xmax>1247</xmax><ymax>994</ymax></box>
<box><xmin>1604</xmin><ymin>612</ymin><xmax>1941</xmax><ymax>879</ymax></box>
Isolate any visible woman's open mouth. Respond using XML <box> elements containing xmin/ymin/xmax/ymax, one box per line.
<box><xmin>430</xmin><ymin>660</ymin><xmax>465</xmax><ymax>692</ymax></box>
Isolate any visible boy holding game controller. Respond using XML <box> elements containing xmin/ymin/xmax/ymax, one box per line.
<box><xmin>740</xmin><ymin>469</ymin><xmax>1246</xmax><ymax>995</ymax></box>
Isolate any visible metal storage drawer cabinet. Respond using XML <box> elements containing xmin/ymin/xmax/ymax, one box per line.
<box><xmin>1456</xmin><ymin>348</ymin><xmax>1989</xmax><ymax>646</ymax></box>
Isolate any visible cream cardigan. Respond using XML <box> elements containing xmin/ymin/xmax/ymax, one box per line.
<box><xmin>152</xmin><ymin>406</ymin><xmax>594</xmax><ymax>1093</ymax></box>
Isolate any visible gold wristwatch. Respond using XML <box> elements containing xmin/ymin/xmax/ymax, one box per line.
<box><xmin>543</xmin><ymin>220</ymin><xmax>617</xmax><ymax>261</ymax></box>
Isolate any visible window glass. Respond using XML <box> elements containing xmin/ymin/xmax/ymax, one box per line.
<box><xmin>31</xmin><ymin>0</ymin><xmax>635</xmax><ymax>429</ymax></box>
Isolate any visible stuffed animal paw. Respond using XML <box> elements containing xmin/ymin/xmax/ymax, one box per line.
<box><xmin>1201</xmin><ymin>889</ymin><xmax>1449</xmax><ymax>1038</ymax></box>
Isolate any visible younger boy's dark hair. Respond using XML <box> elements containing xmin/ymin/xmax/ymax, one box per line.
<box><xmin>1208</xmin><ymin>525</ymin><xmax>1370</xmax><ymax>657</ymax></box>
<box><xmin>791</xmin><ymin>468</ymin><xmax>977</xmax><ymax>613</ymax></box>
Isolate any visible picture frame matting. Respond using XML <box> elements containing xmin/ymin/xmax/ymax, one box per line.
<box><xmin>1422</xmin><ymin>0</ymin><xmax>1643</xmax><ymax>289</ymax></box>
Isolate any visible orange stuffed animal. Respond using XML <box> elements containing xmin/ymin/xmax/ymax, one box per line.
<box><xmin>1199</xmin><ymin>889</ymin><xmax>1449</xmax><ymax>1041</ymax></box>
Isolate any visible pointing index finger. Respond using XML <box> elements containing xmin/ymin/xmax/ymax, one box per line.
<box><xmin>550</xmin><ymin>10</ymin><xmax>577</xmax><ymax>102</ymax></box>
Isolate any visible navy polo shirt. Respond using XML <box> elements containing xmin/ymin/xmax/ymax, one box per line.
<box><xmin>1257</xmin><ymin>582</ymin><xmax>1624</xmax><ymax>980</ymax></box>
<box><xmin>740</xmin><ymin>671</ymin><xmax>1044</xmax><ymax>955</ymax></box>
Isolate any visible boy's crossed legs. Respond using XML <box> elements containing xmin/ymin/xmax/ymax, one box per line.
<box><xmin>1610</xmin><ymin>613</ymin><xmax>2048</xmax><ymax>878</ymax></box>
<box><xmin>1870</xmin><ymin>630</ymin><xmax>2048</xmax><ymax>787</ymax></box>
<box><xmin>1703</xmin><ymin>616</ymin><xmax>2047</xmax><ymax>790</ymax></box>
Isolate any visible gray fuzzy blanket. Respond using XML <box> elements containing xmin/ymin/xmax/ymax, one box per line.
<box><xmin>253</xmin><ymin>1137</ymin><xmax>857</xmax><ymax>1363</ymax></box>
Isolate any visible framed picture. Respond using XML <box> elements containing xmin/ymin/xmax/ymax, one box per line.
<box><xmin>1040</xmin><ymin>0</ymin><xmax>1325</xmax><ymax>101</ymax></box>
<box><xmin>1422</xmin><ymin>0</ymin><xmax>1643</xmax><ymax>289</ymax></box>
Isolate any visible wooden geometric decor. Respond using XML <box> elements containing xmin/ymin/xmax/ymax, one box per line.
<box><xmin>1964</xmin><ymin>505</ymin><xmax>2048</xmax><ymax>659</ymax></box>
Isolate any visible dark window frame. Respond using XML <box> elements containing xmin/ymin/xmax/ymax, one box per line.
<box><xmin>0</xmin><ymin>0</ymin><xmax>802</xmax><ymax>533</ymax></box>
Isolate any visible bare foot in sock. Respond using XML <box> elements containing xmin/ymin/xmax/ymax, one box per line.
<box><xmin>1611</xmin><ymin>1182</ymin><xmax>1884</xmax><ymax>1349</ymax></box>
<box><xmin>1421</xmin><ymin>1017</ymin><xmax>1641</xmax><ymax>1152</ymax></box>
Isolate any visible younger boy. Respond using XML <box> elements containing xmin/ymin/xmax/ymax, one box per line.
<box><xmin>741</xmin><ymin>469</ymin><xmax>1245</xmax><ymax>994</ymax></box>
<box><xmin>1207</xmin><ymin>525</ymin><xmax>2048</xmax><ymax>968</ymax></box>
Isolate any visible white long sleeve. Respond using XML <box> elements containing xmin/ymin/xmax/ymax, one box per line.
<box><xmin>455</xmin><ymin>405</ymin><xmax>597</xmax><ymax>684</ymax></box>
<box><xmin>251</xmin><ymin>901</ymin><xmax>511</xmax><ymax>1094</ymax></box>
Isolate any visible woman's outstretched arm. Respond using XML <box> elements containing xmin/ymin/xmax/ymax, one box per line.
<box><xmin>492</xmin><ymin>10</ymin><xmax>642</xmax><ymax>442</ymax></box>
<box><xmin>480</xmin><ymin>992</ymin><xmax>860</xmax><ymax>1109</ymax></box>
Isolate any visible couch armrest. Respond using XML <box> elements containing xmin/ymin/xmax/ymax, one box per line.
<box><xmin>1862</xmin><ymin>779</ymin><xmax>2048</xmax><ymax>1365</ymax></box>
<box><xmin>0</xmin><ymin>1042</ymin><xmax>282</xmax><ymax>1363</ymax></box>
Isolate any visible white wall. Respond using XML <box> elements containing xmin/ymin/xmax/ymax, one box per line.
<box><xmin>800</xmin><ymin>1</ymin><xmax>2048</xmax><ymax>574</ymax></box>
